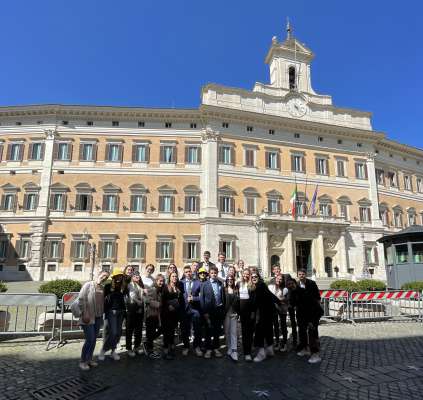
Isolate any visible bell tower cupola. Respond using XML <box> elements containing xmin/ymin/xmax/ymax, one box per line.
<box><xmin>265</xmin><ymin>20</ymin><xmax>315</xmax><ymax>94</ymax></box>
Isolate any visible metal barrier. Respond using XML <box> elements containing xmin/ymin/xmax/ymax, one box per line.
<box><xmin>320</xmin><ymin>290</ymin><xmax>350</xmax><ymax>322</ymax></box>
<box><xmin>0</xmin><ymin>293</ymin><xmax>58</xmax><ymax>350</ymax></box>
<box><xmin>58</xmin><ymin>292</ymin><xmax>83</xmax><ymax>347</ymax></box>
<box><xmin>349</xmin><ymin>290</ymin><xmax>423</xmax><ymax>322</ymax></box>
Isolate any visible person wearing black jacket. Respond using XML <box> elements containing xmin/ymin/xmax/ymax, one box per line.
<box><xmin>223</xmin><ymin>274</ymin><xmax>240</xmax><ymax>361</ymax></box>
<box><xmin>99</xmin><ymin>268</ymin><xmax>127</xmax><ymax>362</ymax></box>
<box><xmin>161</xmin><ymin>271</ymin><xmax>183</xmax><ymax>360</ymax></box>
<box><xmin>292</xmin><ymin>268</ymin><xmax>323</xmax><ymax>364</ymax></box>
<box><xmin>251</xmin><ymin>272</ymin><xmax>277</xmax><ymax>362</ymax></box>
<box><xmin>237</xmin><ymin>268</ymin><xmax>254</xmax><ymax>362</ymax></box>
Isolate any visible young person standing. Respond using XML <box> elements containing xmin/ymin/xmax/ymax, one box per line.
<box><xmin>237</xmin><ymin>268</ymin><xmax>254</xmax><ymax>361</ymax></box>
<box><xmin>200</xmin><ymin>266</ymin><xmax>225</xmax><ymax>359</ymax></box>
<box><xmin>198</xmin><ymin>250</ymin><xmax>215</xmax><ymax>271</ymax></box>
<box><xmin>125</xmin><ymin>271</ymin><xmax>144</xmax><ymax>357</ymax></box>
<box><xmin>142</xmin><ymin>264</ymin><xmax>155</xmax><ymax>288</ymax></box>
<box><xmin>268</xmin><ymin>274</ymin><xmax>289</xmax><ymax>352</ymax></box>
<box><xmin>216</xmin><ymin>252</ymin><xmax>230</xmax><ymax>280</ymax></box>
<box><xmin>224</xmin><ymin>274</ymin><xmax>240</xmax><ymax>361</ymax></box>
<box><xmin>78</xmin><ymin>270</ymin><xmax>110</xmax><ymax>370</ymax></box>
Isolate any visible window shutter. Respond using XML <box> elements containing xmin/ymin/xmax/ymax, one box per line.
<box><xmin>127</xmin><ymin>241</ymin><xmax>133</xmax><ymax>260</ymax></box>
<box><xmin>291</xmin><ymin>155</ymin><xmax>295</xmax><ymax>171</ymax></box>
<box><xmin>39</xmin><ymin>143</ymin><xmax>45</xmax><ymax>160</ymax></box>
<box><xmin>34</xmin><ymin>194</ymin><xmax>39</xmax><ymax>209</ymax></box>
<box><xmin>219</xmin><ymin>146</ymin><xmax>223</xmax><ymax>163</ymax></box>
<box><xmin>184</xmin><ymin>196</ymin><xmax>189</xmax><ymax>212</ymax></box>
<box><xmin>172</xmin><ymin>147</ymin><xmax>177</xmax><ymax>163</ymax></box>
<box><xmin>219</xmin><ymin>241</ymin><xmax>223</xmax><ymax>254</ymax></box>
<box><xmin>355</xmin><ymin>163</ymin><xmax>359</xmax><ymax>178</ymax></box>
<box><xmin>146</xmin><ymin>145</ymin><xmax>150</xmax><ymax>163</ymax></box>
<box><xmin>374</xmin><ymin>248</ymin><xmax>379</xmax><ymax>264</ymax></box>
<box><xmin>112</xmin><ymin>242</ymin><xmax>118</xmax><ymax>261</ymax></box>
<box><xmin>92</xmin><ymin>143</ymin><xmax>97</xmax><ymax>161</ymax></box>
<box><xmin>102</xmin><ymin>195</ymin><xmax>107</xmax><ymax>211</ymax></box>
<box><xmin>28</xmin><ymin>143</ymin><xmax>34</xmax><ymax>160</ymax></box>
<box><xmin>219</xmin><ymin>196</ymin><xmax>223</xmax><ymax>212</ymax></box>
<box><xmin>265</xmin><ymin>152</ymin><xmax>269</xmax><ymax>169</ymax></box>
<box><xmin>16</xmin><ymin>240</ymin><xmax>22</xmax><ymax>258</ymax></box>
<box><xmin>62</xmin><ymin>194</ymin><xmax>67</xmax><ymax>212</ymax></box>
<box><xmin>170</xmin><ymin>196</ymin><xmax>175</xmax><ymax>212</ymax></box>
<box><xmin>6</xmin><ymin>144</ymin><xmax>12</xmax><ymax>161</ymax></box>
<box><xmin>230</xmin><ymin>147</ymin><xmax>235</xmax><ymax>165</ymax></box>
<box><xmin>183</xmin><ymin>242</ymin><xmax>188</xmax><ymax>260</ymax></box>
<box><xmin>156</xmin><ymin>242</ymin><xmax>161</xmax><ymax>260</ymax></box>
<box><xmin>79</xmin><ymin>143</ymin><xmax>84</xmax><ymax>161</ymax></box>
<box><xmin>141</xmin><ymin>195</ymin><xmax>147</xmax><ymax>213</ymax></box>
<box><xmin>86</xmin><ymin>195</ymin><xmax>92</xmax><ymax>212</ymax></box>
<box><xmin>98</xmin><ymin>241</ymin><xmax>103</xmax><ymax>259</ymax></box>
<box><xmin>105</xmin><ymin>144</ymin><xmax>110</xmax><ymax>161</ymax></box>
<box><xmin>364</xmin><ymin>164</ymin><xmax>368</xmax><ymax>179</ymax></box>
<box><xmin>195</xmin><ymin>242</ymin><xmax>200</xmax><ymax>260</ymax></box>
<box><xmin>185</xmin><ymin>146</ymin><xmax>189</xmax><ymax>163</ymax></box>
<box><xmin>53</xmin><ymin>143</ymin><xmax>59</xmax><ymax>160</ymax></box>
<box><xmin>276</xmin><ymin>153</ymin><xmax>281</xmax><ymax>169</ymax></box>
<box><xmin>160</xmin><ymin>146</ymin><xmax>164</xmax><ymax>163</ymax></box>
<box><xmin>197</xmin><ymin>147</ymin><xmax>202</xmax><ymax>164</ymax></box>
<box><xmin>18</xmin><ymin>144</ymin><xmax>24</xmax><ymax>161</ymax></box>
<box><xmin>0</xmin><ymin>144</ymin><xmax>3</xmax><ymax>161</ymax></box>
<box><xmin>302</xmin><ymin>157</ymin><xmax>306</xmax><ymax>173</ymax></box>
<box><xmin>140</xmin><ymin>242</ymin><xmax>146</xmax><ymax>261</ymax></box>
<box><xmin>315</xmin><ymin>158</ymin><xmax>320</xmax><ymax>174</ymax></box>
<box><xmin>59</xmin><ymin>242</ymin><xmax>64</xmax><ymax>261</ymax></box>
<box><xmin>23</xmin><ymin>194</ymin><xmax>28</xmax><ymax>210</ymax></box>
<box><xmin>326</xmin><ymin>159</ymin><xmax>330</xmax><ymax>176</ymax></box>
<box><xmin>115</xmin><ymin>195</ymin><xmax>120</xmax><ymax>213</ymax></box>
<box><xmin>67</xmin><ymin>143</ymin><xmax>73</xmax><ymax>161</ymax></box>
<box><xmin>118</xmin><ymin>145</ymin><xmax>123</xmax><ymax>162</ymax></box>
<box><xmin>231</xmin><ymin>241</ymin><xmax>236</xmax><ymax>261</ymax></box>
<box><xmin>49</xmin><ymin>194</ymin><xmax>55</xmax><ymax>210</ymax></box>
<box><xmin>70</xmin><ymin>241</ymin><xmax>76</xmax><ymax>259</ymax></box>
<box><xmin>159</xmin><ymin>196</ymin><xmax>163</xmax><ymax>212</ymax></box>
<box><xmin>75</xmin><ymin>194</ymin><xmax>81</xmax><ymax>211</ymax></box>
<box><xmin>328</xmin><ymin>205</ymin><xmax>332</xmax><ymax>216</ymax></box>
<box><xmin>169</xmin><ymin>242</ymin><xmax>174</xmax><ymax>260</ymax></box>
<box><xmin>368</xmin><ymin>208</ymin><xmax>372</xmax><ymax>222</ymax></box>
<box><xmin>43</xmin><ymin>241</ymin><xmax>51</xmax><ymax>259</ymax></box>
<box><xmin>130</xmin><ymin>195</ymin><xmax>135</xmax><ymax>212</ymax></box>
<box><xmin>231</xmin><ymin>197</ymin><xmax>235</xmax><ymax>214</ymax></box>
<box><xmin>132</xmin><ymin>145</ymin><xmax>137</xmax><ymax>162</ymax></box>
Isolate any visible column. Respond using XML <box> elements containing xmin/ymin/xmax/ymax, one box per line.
<box><xmin>29</xmin><ymin>129</ymin><xmax>56</xmax><ymax>280</ymax></box>
<box><xmin>316</xmin><ymin>230</ymin><xmax>325</xmax><ymax>277</ymax></box>
<box><xmin>366</xmin><ymin>153</ymin><xmax>382</xmax><ymax>228</ymax></box>
<box><xmin>285</xmin><ymin>228</ymin><xmax>295</xmax><ymax>275</ymax></box>
<box><xmin>258</xmin><ymin>224</ymin><xmax>269</xmax><ymax>277</ymax></box>
<box><xmin>338</xmin><ymin>231</ymin><xmax>349</xmax><ymax>276</ymax></box>
<box><xmin>200</xmin><ymin>126</ymin><xmax>219</xmax><ymax>219</ymax></box>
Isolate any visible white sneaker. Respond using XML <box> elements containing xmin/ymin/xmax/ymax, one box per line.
<box><xmin>280</xmin><ymin>344</ymin><xmax>288</xmax><ymax>352</ymax></box>
<box><xmin>308</xmin><ymin>353</ymin><xmax>322</xmax><ymax>364</ymax></box>
<box><xmin>265</xmin><ymin>345</ymin><xmax>274</xmax><ymax>357</ymax></box>
<box><xmin>111</xmin><ymin>351</ymin><xmax>120</xmax><ymax>361</ymax></box>
<box><xmin>182</xmin><ymin>348</ymin><xmax>189</xmax><ymax>356</ymax></box>
<box><xmin>253</xmin><ymin>348</ymin><xmax>267</xmax><ymax>363</ymax></box>
<box><xmin>195</xmin><ymin>347</ymin><xmax>203</xmax><ymax>357</ymax></box>
<box><xmin>79</xmin><ymin>362</ymin><xmax>90</xmax><ymax>371</ymax></box>
<box><xmin>98</xmin><ymin>349</ymin><xmax>106</xmax><ymax>361</ymax></box>
<box><xmin>204</xmin><ymin>350</ymin><xmax>212</xmax><ymax>359</ymax></box>
<box><xmin>297</xmin><ymin>348</ymin><xmax>311</xmax><ymax>357</ymax></box>
<box><xmin>88</xmin><ymin>360</ymin><xmax>98</xmax><ymax>368</ymax></box>
<box><xmin>230</xmin><ymin>350</ymin><xmax>238</xmax><ymax>362</ymax></box>
<box><xmin>245</xmin><ymin>354</ymin><xmax>252</xmax><ymax>362</ymax></box>
<box><xmin>214</xmin><ymin>349</ymin><xmax>223</xmax><ymax>358</ymax></box>
<box><xmin>127</xmin><ymin>350</ymin><xmax>136</xmax><ymax>358</ymax></box>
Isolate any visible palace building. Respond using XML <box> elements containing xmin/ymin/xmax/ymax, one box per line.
<box><xmin>0</xmin><ymin>27</ymin><xmax>422</xmax><ymax>282</ymax></box>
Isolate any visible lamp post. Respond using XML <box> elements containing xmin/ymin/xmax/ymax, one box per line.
<box><xmin>83</xmin><ymin>228</ymin><xmax>97</xmax><ymax>281</ymax></box>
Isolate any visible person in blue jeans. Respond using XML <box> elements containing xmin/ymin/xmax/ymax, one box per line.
<box><xmin>78</xmin><ymin>270</ymin><xmax>110</xmax><ymax>371</ymax></box>
<box><xmin>99</xmin><ymin>268</ymin><xmax>128</xmax><ymax>362</ymax></box>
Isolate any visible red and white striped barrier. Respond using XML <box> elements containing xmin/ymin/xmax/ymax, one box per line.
<box><xmin>350</xmin><ymin>290</ymin><xmax>420</xmax><ymax>301</ymax></box>
<box><xmin>62</xmin><ymin>292</ymin><xmax>78</xmax><ymax>306</ymax></box>
<box><xmin>320</xmin><ymin>290</ymin><xmax>349</xmax><ymax>299</ymax></box>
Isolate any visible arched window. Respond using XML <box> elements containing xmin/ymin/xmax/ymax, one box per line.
<box><xmin>289</xmin><ymin>66</ymin><xmax>296</xmax><ymax>90</ymax></box>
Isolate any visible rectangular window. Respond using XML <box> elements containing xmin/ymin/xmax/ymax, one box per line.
<box><xmin>365</xmin><ymin>247</ymin><xmax>379</xmax><ymax>265</ymax></box>
<box><xmin>267</xmin><ymin>199</ymin><xmax>280</xmax><ymax>215</ymax></box>
<box><xmin>75</xmin><ymin>194</ymin><xmax>92</xmax><ymax>212</ymax></box>
<box><xmin>132</xmin><ymin>144</ymin><xmax>148</xmax><ymax>162</ymax></box>
<box><xmin>395</xmin><ymin>244</ymin><xmax>408</xmax><ymax>264</ymax></box>
<box><xmin>106</xmin><ymin>143</ymin><xmax>122</xmax><ymax>162</ymax></box>
<box><xmin>296</xmin><ymin>201</ymin><xmax>307</xmax><ymax>216</ymax></box>
<box><xmin>376</xmin><ymin>169</ymin><xmax>385</xmax><ymax>185</ymax></box>
<box><xmin>319</xmin><ymin>203</ymin><xmax>332</xmax><ymax>217</ymax></box>
<box><xmin>266</xmin><ymin>151</ymin><xmax>279</xmax><ymax>170</ymax></box>
<box><xmin>417</xmin><ymin>178</ymin><xmax>422</xmax><ymax>193</ymax></box>
<box><xmin>101</xmin><ymin>242</ymin><xmax>115</xmax><ymax>259</ymax></box>
<box><xmin>2</xmin><ymin>194</ymin><xmax>16</xmax><ymax>211</ymax></box>
<box><xmin>57</xmin><ymin>143</ymin><xmax>71</xmax><ymax>161</ymax></box>
<box><xmin>292</xmin><ymin>155</ymin><xmax>304</xmax><ymax>173</ymax></box>
<box><xmin>394</xmin><ymin>212</ymin><xmax>402</xmax><ymax>228</ymax></box>
<box><xmin>0</xmin><ymin>241</ymin><xmax>8</xmax><ymax>259</ymax></box>
<box><xmin>219</xmin><ymin>196</ymin><xmax>234</xmax><ymax>214</ymax></box>
<box><xmin>381</xmin><ymin>210</ymin><xmax>389</xmax><ymax>226</ymax></box>
<box><xmin>71</xmin><ymin>240</ymin><xmax>87</xmax><ymax>260</ymax></box>
<box><xmin>316</xmin><ymin>158</ymin><xmax>328</xmax><ymax>175</ymax></box>
<box><xmin>50</xmin><ymin>241</ymin><xmax>61</xmax><ymax>259</ymax></box>
<box><xmin>183</xmin><ymin>241</ymin><xmax>200</xmax><ymax>261</ymax></box>
<box><xmin>244</xmin><ymin>149</ymin><xmax>255</xmax><ymax>167</ymax></box>
<box><xmin>17</xmin><ymin>240</ymin><xmax>31</xmax><ymax>259</ymax></box>
<box><xmin>24</xmin><ymin>193</ymin><xmax>38</xmax><ymax>211</ymax></box>
<box><xmin>404</xmin><ymin>175</ymin><xmax>413</xmax><ymax>191</ymax></box>
<box><xmin>245</xmin><ymin>197</ymin><xmax>256</xmax><ymax>215</ymax></box>
<box><xmin>185</xmin><ymin>196</ymin><xmax>199</xmax><ymax>213</ymax></box>
<box><xmin>219</xmin><ymin>145</ymin><xmax>233</xmax><ymax>165</ymax></box>
<box><xmin>8</xmin><ymin>143</ymin><xmax>23</xmax><ymax>161</ymax></box>
<box><xmin>156</xmin><ymin>241</ymin><xmax>173</xmax><ymax>260</ymax></box>
<box><xmin>29</xmin><ymin>143</ymin><xmax>44</xmax><ymax>160</ymax></box>
<box><xmin>130</xmin><ymin>195</ymin><xmax>146</xmax><ymax>213</ymax></box>
<box><xmin>408</xmin><ymin>213</ymin><xmax>416</xmax><ymax>226</ymax></box>
<box><xmin>412</xmin><ymin>243</ymin><xmax>423</xmax><ymax>264</ymax></box>
<box><xmin>340</xmin><ymin>204</ymin><xmax>348</xmax><ymax>220</ymax></box>
<box><xmin>219</xmin><ymin>240</ymin><xmax>235</xmax><ymax>261</ymax></box>
<box><xmin>185</xmin><ymin>146</ymin><xmax>201</xmax><ymax>164</ymax></box>
<box><xmin>159</xmin><ymin>195</ymin><xmax>174</xmax><ymax>213</ymax></box>
<box><xmin>337</xmin><ymin>160</ymin><xmax>346</xmax><ymax>177</ymax></box>
<box><xmin>50</xmin><ymin>193</ymin><xmax>66</xmax><ymax>211</ymax></box>
<box><xmin>160</xmin><ymin>145</ymin><xmax>176</xmax><ymax>163</ymax></box>
<box><xmin>128</xmin><ymin>241</ymin><xmax>146</xmax><ymax>261</ymax></box>
<box><xmin>103</xmin><ymin>195</ymin><xmax>118</xmax><ymax>212</ymax></box>
<box><xmin>359</xmin><ymin>207</ymin><xmax>371</xmax><ymax>222</ymax></box>
<box><xmin>388</xmin><ymin>172</ymin><xmax>398</xmax><ymax>188</ymax></box>
<box><xmin>355</xmin><ymin>162</ymin><xmax>368</xmax><ymax>179</ymax></box>
<box><xmin>80</xmin><ymin>143</ymin><xmax>96</xmax><ymax>161</ymax></box>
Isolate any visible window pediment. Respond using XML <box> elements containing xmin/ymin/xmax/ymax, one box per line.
<box><xmin>243</xmin><ymin>187</ymin><xmax>260</xmax><ymax>198</ymax></box>
<box><xmin>218</xmin><ymin>185</ymin><xmax>237</xmax><ymax>196</ymax></box>
<box><xmin>23</xmin><ymin>182</ymin><xmax>40</xmax><ymax>192</ymax></box>
<box><xmin>358</xmin><ymin>197</ymin><xmax>372</xmax><ymax>207</ymax></box>
<box><xmin>75</xmin><ymin>182</ymin><xmax>95</xmax><ymax>192</ymax></box>
<box><xmin>318</xmin><ymin>194</ymin><xmax>333</xmax><ymax>204</ymax></box>
<box><xmin>337</xmin><ymin>195</ymin><xmax>352</xmax><ymax>205</ymax></box>
<box><xmin>266</xmin><ymin>189</ymin><xmax>282</xmax><ymax>199</ymax></box>
<box><xmin>129</xmin><ymin>184</ymin><xmax>148</xmax><ymax>194</ymax></box>
<box><xmin>1</xmin><ymin>183</ymin><xmax>20</xmax><ymax>192</ymax></box>
<box><xmin>50</xmin><ymin>182</ymin><xmax>70</xmax><ymax>193</ymax></box>
<box><xmin>157</xmin><ymin>185</ymin><xmax>177</xmax><ymax>194</ymax></box>
<box><xmin>183</xmin><ymin>185</ymin><xmax>201</xmax><ymax>194</ymax></box>
<box><xmin>101</xmin><ymin>183</ymin><xmax>122</xmax><ymax>193</ymax></box>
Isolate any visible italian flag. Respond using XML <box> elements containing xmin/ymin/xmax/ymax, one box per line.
<box><xmin>290</xmin><ymin>184</ymin><xmax>298</xmax><ymax>218</ymax></box>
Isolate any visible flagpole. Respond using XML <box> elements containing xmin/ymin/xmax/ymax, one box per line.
<box><xmin>304</xmin><ymin>175</ymin><xmax>308</xmax><ymax>215</ymax></box>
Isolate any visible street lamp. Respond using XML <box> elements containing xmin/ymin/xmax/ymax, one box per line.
<box><xmin>83</xmin><ymin>228</ymin><xmax>97</xmax><ymax>281</ymax></box>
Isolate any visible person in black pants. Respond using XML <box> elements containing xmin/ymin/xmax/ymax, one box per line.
<box><xmin>161</xmin><ymin>271</ymin><xmax>183</xmax><ymax>360</ymax></box>
<box><xmin>200</xmin><ymin>265</ymin><xmax>225</xmax><ymax>359</ymax></box>
<box><xmin>292</xmin><ymin>268</ymin><xmax>323</xmax><ymax>364</ymax></box>
<box><xmin>237</xmin><ymin>268</ymin><xmax>254</xmax><ymax>362</ymax></box>
<box><xmin>125</xmin><ymin>271</ymin><xmax>144</xmax><ymax>357</ymax></box>
<box><xmin>251</xmin><ymin>271</ymin><xmax>277</xmax><ymax>363</ymax></box>
<box><xmin>285</xmin><ymin>277</ymin><xmax>298</xmax><ymax>348</ymax></box>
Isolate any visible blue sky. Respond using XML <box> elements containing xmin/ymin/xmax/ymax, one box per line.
<box><xmin>1</xmin><ymin>1</ymin><xmax>422</xmax><ymax>149</ymax></box>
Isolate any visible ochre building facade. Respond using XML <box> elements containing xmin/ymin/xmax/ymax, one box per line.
<box><xmin>0</xmin><ymin>30</ymin><xmax>422</xmax><ymax>281</ymax></box>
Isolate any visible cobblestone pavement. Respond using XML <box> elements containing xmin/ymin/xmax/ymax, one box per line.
<box><xmin>1</xmin><ymin>322</ymin><xmax>423</xmax><ymax>400</ymax></box>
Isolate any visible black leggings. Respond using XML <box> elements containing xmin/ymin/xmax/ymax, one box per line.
<box><xmin>273</xmin><ymin>310</ymin><xmax>288</xmax><ymax>345</ymax></box>
<box><xmin>254</xmin><ymin>312</ymin><xmax>273</xmax><ymax>348</ymax></box>
<box><xmin>162</xmin><ymin>311</ymin><xmax>179</xmax><ymax>348</ymax></box>
<box><xmin>125</xmin><ymin>309</ymin><xmax>143</xmax><ymax>350</ymax></box>
<box><xmin>239</xmin><ymin>300</ymin><xmax>254</xmax><ymax>356</ymax></box>
<box><xmin>145</xmin><ymin>316</ymin><xmax>161</xmax><ymax>351</ymax></box>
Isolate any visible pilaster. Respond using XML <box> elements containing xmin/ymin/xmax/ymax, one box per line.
<box><xmin>284</xmin><ymin>228</ymin><xmax>295</xmax><ymax>275</ymax></box>
<box><xmin>258</xmin><ymin>223</ymin><xmax>269</xmax><ymax>277</ymax></box>
<box><xmin>366</xmin><ymin>153</ymin><xmax>382</xmax><ymax>228</ymax></box>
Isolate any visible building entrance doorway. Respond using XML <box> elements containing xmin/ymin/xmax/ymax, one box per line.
<box><xmin>296</xmin><ymin>240</ymin><xmax>312</xmax><ymax>276</ymax></box>
<box><xmin>270</xmin><ymin>255</ymin><xmax>280</xmax><ymax>270</ymax></box>
<box><xmin>325</xmin><ymin>257</ymin><xmax>333</xmax><ymax>278</ymax></box>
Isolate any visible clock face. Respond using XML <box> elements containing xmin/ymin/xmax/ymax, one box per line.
<box><xmin>287</xmin><ymin>98</ymin><xmax>307</xmax><ymax>117</ymax></box>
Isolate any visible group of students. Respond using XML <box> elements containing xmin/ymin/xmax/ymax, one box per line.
<box><xmin>76</xmin><ymin>250</ymin><xmax>323</xmax><ymax>371</ymax></box>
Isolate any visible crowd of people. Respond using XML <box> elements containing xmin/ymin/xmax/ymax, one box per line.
<box><xmin>76</xmin><ymin>251</ymin><xmax>323</xmax><ymax>371</ymax></box>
